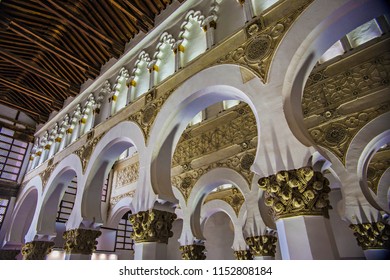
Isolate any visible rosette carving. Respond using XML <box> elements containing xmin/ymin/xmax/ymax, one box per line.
<box><xmin>130</xmin><ymin>209</ymin><xmax>176</xmax><ymax>244</ymax></box>
<box><xmin>63</xmin><ymin>229</ymin><xmax>101</xmax><ymax>255</ymax></box>
<box><xmin>180</xmin><ymin>244</ymin><xmax>206</xmax><ymax>260</ymax></box>
<box><xmin>349</xmin><ymin>222</ymin><xmax>390</xmax><ymax>250</ymax></box>
<box><xmin>258</xmin><ymin>167</ymin><xmax>331</xmax><ymax>220</ymax></box>
<box><xmin>245</xmin><ymin>235</ymin><xmax>277</xmax><ymax>257</ymax></box>
<box><xmin>21</xmin><ymin>241</ymin><xmax>54</xmax><ymax>260</ymax></box>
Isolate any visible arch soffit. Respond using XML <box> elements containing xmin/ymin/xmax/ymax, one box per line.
<box><xmin>106</xmin><ymin>196</ymin><xmax>135</xmax><ymax>229</ymax></box>
<box><xmin>276</xmin><ymin>0</ymin><xmax>389</xmax><ymax>146</ymax></box>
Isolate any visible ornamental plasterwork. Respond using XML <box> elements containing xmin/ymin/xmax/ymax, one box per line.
<box><xmin>258</xmin><ymin>167</ymin><xmax>331</xmax><ymax>220</ymax></box>
<box><xmin>21</xmin><ymin>241</ymin><xmax>55</xmax><ymax>260</ymax></box>
<box><xmin>349</xmin><ymin>222</ymin><xmax>390</xmax><ymax>250</ymax></box>
<box><xmin>367</xmin><ymin>146</ymin><xmax>390</xmax><ymax>194</ymax></box>
<box><xmin>73</xmin><ymin>131</ymin><xmax>105</xmax><ymax>173</ymax></box>
<box><xmin>302</xmin><ymin>51</ymin><xmax>390</xmax><ymax>118</ymax></box>
<box><xmin>204</xmin><ymin>187</ymin><xmax>245</xmax><ymax>217</ymax></box>
<box><xmin>172</xmin><ymin>150</ymin><xmax>255</xmax><ymax>201</ymax></box>
<box><xmin>39</xmin><ymin>158</ymin><xmax>58</xmax><ymax>190</ymax></box>
<box><xmin>246</xmin><ymin>235</ymin><xmax>278</xmax><ymax>257</ymax></box>
<box><xmin>110</xmin><ymin>190</ymin><xmax>136</xmax><ymax>206</ymax></box>
<box><xmin>217</xmin><ymin>0</ymin><xmax>313</xmax><ymax>83</ymax></box>
<box><xmin>308</xmin><ymin>103</ymin><xmax>390</xmax><ymax>164</ymax></box>
<box><xmin>180</xmin><ymin>244</ymin><xmax>206</xmax><ymax>260</ymax></box>
<box><xmin>115</xmin><ymin>162</ymin><xmax>139</xmax><ymax>189</ymax></box>
<box><xmin>63</xmin><ymin>228</ymin><xmax>101</xmax><ymax>255</ymax></box>
<box><xmin>130</xmin><ymin>209</ymin><xmax>176</xmax><ymax>244</ymax></box>
<box><xmin>128</xmin><ymin>88</ymin><xmax>174</xmax><ymax>142</ymax></box>
<box><xmin>173</xmin><ymin>104</ymin><xmax>257</xmax><ymax>167</ymax></box>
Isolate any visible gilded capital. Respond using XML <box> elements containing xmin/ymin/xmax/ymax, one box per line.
<box><xmin>22</xmin><ymin>241</ymin><xmax>54</xmax><ymax>260</ymax></box>
<box><xmin>130</xmin><ymin>209</ymin><xmax>177</xmax><ymax>244</ymax></box>
<box><xmin>246</xmin><ymin>235</ymin><xmax>277</xmax><ymax>257</ymax></box>
<box><xmin>234</xmin><ymin>250</ymin><xmax>253</xmax><ymax>260</ymax></box>
<box><xmin>180</xmin><ymin>244</ymin><xmax>206</xmax><ymax>260</ymax></box>
<box><xmin>63</xmin><ymin>228</ymin><xmax>101</xmax><ymax>255</ymax></box>
<box><xmin>349</xmin><ymin>222</ymin><xmax>390</xmax><ymax>250</ymax></box>
<box><xmin>258</xmin><ymin>167</ymin><xmax>331</xmax><ymax>220</ymax></box>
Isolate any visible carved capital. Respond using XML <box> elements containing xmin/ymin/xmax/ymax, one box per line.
<box><xmin>245</xmin><ymin>235</ymin><xmax>277</xmax><ymax>257</ymax></box>
<box><xmin>0</xmin><ymin>249</ymin><xmax>20</xmax><ymax>260</ymax></box>
<box><xmin>349</xmin><ymin>222</ymin><xmax>390</xmax><ymax>250</ymax></box>
<box><xmin>234</xmin><ymin>250</ymin><xmax>253</xmax><ymax>260</ymax></box>
<box><xmin>130</xmin><ymin>209</ymin><xmax>177</xmax><ymax>244</ymax></box>
<box><xmin>180</xmin><ymin>244</ymin><xmax>206</xmax><ymax>260</ymax></box>
<box><xmin>21</xmin><ymin>241</ymin><xmax>54</xmax><ymax>260</ymax></box>
<box><xmin>258</xmin><ymin>167</ymin><xmax>331</xmax><ymax>220</ymax></box>
<box><xmin>63</xmin><ymin>229</ymin><xmax>101</xmax><ymax>255</ymax></box>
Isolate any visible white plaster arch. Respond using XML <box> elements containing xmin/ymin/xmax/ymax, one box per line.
<box><xmin>28</xmin><ymin>154</ymin><xmax>83</xmax><ymax>240</ymax></box>
<box><xmin>106</xmin><ymin>196</ymin><xmax>135</xmax><ymax>229</ymax></box>
<box><xmin>377</xmin><ymin>168</ymin><xmax>390</xmax><ymax>211</ymax></box>
<box><xmin>187</xmin><ymin>167</ymin><xmax>249</xmax><ymax>242</ymax></box>
<box><xmin>201</xmin><ymin>199</ymin><xmax>247</xmax><ymax>251</ymax></box>
<box><xmin>352</xmin><ymin>112</ymin><xmax>390</xmax><ymax>213</ymax></box>
<box><xmin>70</xmin><ymin>121</ymin><xmax>146</xmax><ymax>229</ymax></box>
<box><xmin>147</xmin><ymin>64</ymin><xmax>261</xmax><ymax>207</ymax></box>
<box><xmin>5</xmin><ymin>176</ymin><xmax>42</xmax><ymax>246</ymax></box>
<box><xmin>278</xmin><ymin>0</ymin><xmax>389</xmax><ymax>148</ymax></box>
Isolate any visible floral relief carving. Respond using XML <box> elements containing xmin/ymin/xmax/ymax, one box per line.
<box><xmin>39</xmin><ymin>159</ymin><xmax>58</xmax><ymax>190</ymax></box>
<box><xmin>173</xmin><ymin>104</ymin><xmax>257</xmax><ymax>167</ymax></box>
<box><xmin>74</xmin><ymin>132</ymin><xmax>105</xmax><ymax>173</ymax></box>
<box><xmin>172</xmin><ymin>150</ymin><xmax>256</xmax><ymax>201</ymax></box>
<box><xmin>116</xmin><ymin>162</ymin><xmax>139</xmax><ymax>189</ymax></box>
<box><xmin>110</xmin><ymin>190</ymin><xmax>136</xmax><ymax>206</ymax></box>
<box><xmin>204</xmin><ymin>187</ymin><xmax>245</xmax><ymax>216</ymax></box>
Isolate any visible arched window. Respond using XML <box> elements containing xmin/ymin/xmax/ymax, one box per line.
<box><xmin>179</xmin><ymin>11</ymin><xmax>207</xmax><ymax>67</ymax></box>
<box><xmin>111</xmin><ymin>68</ymin><xmax>130</xmax><ymax>114</ymax></box>
<box><xmin>153</xmin><ymin>33</ymin><xmax>176</xmax><ymax>85</ymax></box>
<box><xmin>129</xmin><ymin>51</ymin><xmax>151</xmax><ymax>101</ymax></box>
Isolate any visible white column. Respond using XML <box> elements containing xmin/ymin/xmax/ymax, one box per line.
<box><xmin>276</xmin><ymin>216</ymin><xmax>339</xmax><ymax>259</ymax></box>
<box><xmin>134</xmin><ymin>243</ymin><xmax>168</xmax><ymax>260</ymax></box>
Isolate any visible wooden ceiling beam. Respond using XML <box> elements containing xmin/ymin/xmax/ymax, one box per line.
<box><xmin>0</xmin><ymin>98</ymin><xmax>42</xmax><ymax>118</ymax></box>
<box><xmin>37</xmin><ymin>0</ymin><xmax>124</xmax><ymax>57</ymax></box>
<box><xmin>0</xmin><ymin>15</ymin><xmax>100</xmax><ymax>77</ymax></box>
<box><xmin>0</xmin><ymin>76</ymin><xmax>62</xmax><ymax>108</ymax></box>
<box><xmin>110</xmin><ymin>0</ymin><xmax>153</xmax><ymax>32</ymax></box>
<box><xmin>0</xmin><ymin>48</ymin><xmax>79</xmax><ymax>95</ymax></box>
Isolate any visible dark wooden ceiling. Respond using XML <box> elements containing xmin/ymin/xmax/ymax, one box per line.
<box><xmin>0</xmin><ymin>0</ymin><xmax>176</xmax><ymax>124</ymax></box>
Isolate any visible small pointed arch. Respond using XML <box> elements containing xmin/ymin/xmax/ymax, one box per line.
<box><xmin>153</xmin><ymin>32</ymin><xmax>176</xmax><ymax>84</ymax></box>
<box><xmin>68</xmin><ymin>104</ymin><xmax>82</xmax><ymax>144</ymax></box>
<box><xmin>57</xmin><ymin>114</ymin><xmax>71</xmax><ymax>153</ymax></box>
<box><xmin>80</xmin><ymin>94</ymin><xmax>97</xmax><ymax>135</ymax></box>
<box><xmin>129</xmin><ymin>51</ymin><xmax>151</xmax><ymax>101</ymax></box>
<box><xmin>111</xmin><ymin>67</ymin><xmax>130</xmax><ymax>114</ymax></box>
<box><xmin>179</xmin><ymin>10</ymin><xmax>207</xmax><ymax>67</ymax></box>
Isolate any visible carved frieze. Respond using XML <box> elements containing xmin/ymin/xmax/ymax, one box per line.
<box><xmin>246</xmin><ymin>235</ymin><xmax>277</xmax><ymax>257</ymax></box>
<box><xmin>258</xmin><ymin>167</ymin><xmax>331</xmax><ymax>220</ymax></box>
<box><xmin>173</xmin><ymin>104</ymin><xmax>257</xmax><ymax>167</ymax></box>
<box><xmin>349</xmin><ymin>222</ymin><xmax>390</xmax><ymax>250</ymax></box>
<box><xmin>308</xmin><ymin>103</ymin><xmax>390</xmax><ymax>164</ymax></box>
<box><xmin>63</xmin><ymin>228</ymin><xmax>101</xmax><ymax>255</ymax></box>
<box><xmin>74</xmin><ymin>132</ymin><xmax>105</xmax><ymax>173</ymax></box>
<box><xmin>130</xmin><ymin>209</ymin><xmax>176</xmax><ymax>244</ymax></box>
<box><xmin>217</xmin><ymin>0</ymin><xmax>313</xmax><ymax>83</ymax></box>
<box><xmin>110</xmin><ymin>190</ymin><xmax>136</xmax><ymax>206</ymax></box>
<box><xmin>21</xmin><ymin>241</ymin><xmax>54</xmax><ymax>260</ymax></box>
<box><xmin>172</xmin><ymin>150</ymin><xmax>256</xmax><ymax>201</ymax></box>
<box><xmin>180</xmin><ymin>244</ymin><xmax>206</xmax><ymax>260</ymax></box>
<box><xmin>116</xmin><ymin>162</ymin><xmax>139</xmax><ymax>189</ymax></box>
<box><xmin>303</xmin><ymin>52</ymin><xmax>390</xmax><ymax>118</ymax></box>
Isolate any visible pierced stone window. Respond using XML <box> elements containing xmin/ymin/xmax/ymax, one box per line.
<box><xmin>318</xmin><ymin>40</ymin><xmax>345</xmax><ymax>64</ymax></box>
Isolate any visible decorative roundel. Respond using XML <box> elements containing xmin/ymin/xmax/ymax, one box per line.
<box><xmin>241</xmin><ymin>153</ymin><xmax>255</xmax><ymax>171</ymax></box>
<box><xmin>181</xmin><ymin>176</ymin><xmax>193</xmax><ymax>190</ymax></box>
<box><xmin>142</xmin><ymin>104</ymin><xmax>156</xmax><ymax>124</ymax></box>
<box><xmin>325</xmin><ymin>124</ymin><xmax>348</xmax><ymax>144</ymax></box>
<box><xmin>245</xmin><ymin>35</ymin><xmax>272</xmax><ymax>62</ymax></box>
